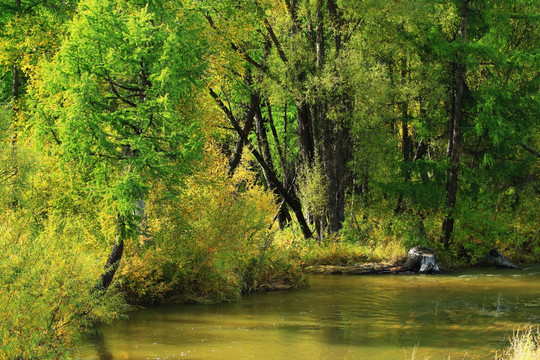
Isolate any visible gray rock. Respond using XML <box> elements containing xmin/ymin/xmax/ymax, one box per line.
<box><xmin>486</xmin><ymin>249</ymin><xmax>519</xmax><ymax>269</ymax></box>
<box><xmin>403</xmin><ymin>246</ymin><xmax>442</xmax><ymax>274</ymax></box>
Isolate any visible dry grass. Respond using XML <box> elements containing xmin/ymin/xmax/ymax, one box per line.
<box><xmin>496</xmin><ymin>327</ymin><xmax>540</xmax><ymax>360</ymax></box>
<box><xmin>405</xmin><ymin>327</ymin><xmax>539</xmax><ymax>360</ymax></box>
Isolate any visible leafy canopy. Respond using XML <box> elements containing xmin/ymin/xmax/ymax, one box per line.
<box><xmin>31</xmin><ymin>0</ymin><xmax>208</xmax><ymax>232</ymax></box>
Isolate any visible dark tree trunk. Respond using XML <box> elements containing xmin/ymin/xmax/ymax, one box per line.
<box><xmin>95</xmin><ymin>216</ymin><xmax>126</xmax><ymax>293</ymax></box>
<box><xmin>395</xmin><ymin>58</ymin><xmax>413</xmax><ymax>214</ymax></box>
<box><xmin>12</xmin><ymin>64</ymin><xmax>20</xmax><ymax>99</ymax></box>
<box><xmin>297</xmin><ymin>101</ymin><xmax>315</xmax><ymax>165</ymax></box>
<box><xmin>331</xmin><ymin>133</ymin><xmax>348</xmax><ymax>233</ymax></box>
<box><xmin>210</xmin><ymin>89</ymin><xmax>312</xmax><ymax>238</ymax></box>
<box><xmin>255</xmin><ymin>102</ymin><xmax>292</xmax><ymax>229</ymax></box>
<box><xmin>321</xmin><ymin>122</ymin><xmax>350</xmax><ymax>234</ymax></box>
<box><xmin>228</xmin><ymin>77</ymin><xmax>259</xmax><ymax>175</ymax></box>
<box><xmin>97</xmin><ymin>241</ymin><xmax>124</xmax><ymax>292</ymax></box>
<box><xmin>315</xmin><ymin>1</ymin><xmax>350</xmax><ymax>235</ymax></box>
<box><xmin>442</xmin><ymin>0</ymin><xmax>469</xmax><ymax>250</ymax></box>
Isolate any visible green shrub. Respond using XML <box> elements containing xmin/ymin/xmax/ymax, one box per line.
<box><xmin>118</xmin><ymin>150</ymin><xmax>306</xmax><ymax>304</ymax></box>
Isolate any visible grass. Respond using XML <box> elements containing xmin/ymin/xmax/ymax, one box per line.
<box><xmin>407</xmin><ymin>327</ymin><xmax>540</xmax><ymax>360</ymax></box>
<box><xmin>496</xmin><ymin>327</ymin><xmax>540</xmax><ymax>360</ymax></box>
<box><xmin>297</xmin><ymin>239</ymin><xmax>406</xmax><ymax>267</ymax></box>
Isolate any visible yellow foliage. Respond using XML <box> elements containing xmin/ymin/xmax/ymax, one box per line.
<box><xmin>119</xmin><ymin>146</ymin><xmax>279</xmax><ymax>303</ymax></box>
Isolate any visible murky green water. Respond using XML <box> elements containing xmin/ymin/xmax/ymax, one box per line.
<box><xmin>79</xmin><ymin>265</ymin><xmax>540</xmax><ymax>360</ymax></box>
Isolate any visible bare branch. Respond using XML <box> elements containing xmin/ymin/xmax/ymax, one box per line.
<box><xmin>263</xmin><ymin>19</ymin><xmax>288</xmax><ymax>64</ymax></box>
<box><xmin>521</xmin><ymin>143</ymin><xmax>540</xmax><ymax>158</ymax></box>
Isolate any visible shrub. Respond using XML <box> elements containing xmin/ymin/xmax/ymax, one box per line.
<box><xmin>118</xmin><ymin>149</ymin><xmax>306</xmax><ymax>304</ymax></box>
<box><xmin>0</xmin><ymin>210</ymin><xmax>126</xmax><ymax>359</ymax></box>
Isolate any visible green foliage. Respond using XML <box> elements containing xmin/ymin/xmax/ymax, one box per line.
<box><xmin>31</xmin><ymin>0</ymin><xmax>207</xmax><ymax>232</ymax></box>
<box><xmin>297</xmin><ymin>157</ymin><xmax>328</xmax><ymax>220</ymax></box>
<box><xmin>295</xmin><ymin>236</ymin><xmax>405</xmax><ymax>267</ymax></box>
<box><xmin>118</xmin><ymin>150</ymin><xmax>306</xmax><ymax>304</ymax></box>
<box><xmin>0</xmin><ymin>0</ymin><xmax>539</xmax><ymax>356</ymax></box>
<box><xmin>0</xmin><ymin>211</ymin><xmax>126</xmax><ymax>359</ymax></box>
<box><xmin>0</xmin><ymin>132</ymin><xmax>126</xmax><ymax>359</ymax></box>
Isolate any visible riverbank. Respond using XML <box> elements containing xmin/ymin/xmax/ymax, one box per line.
<box><xmin>305</xmin><ymin>262</ymin><xmax>402</xmax><ymax>275</ymax></box>
<box><xmin>80</xmin><ymin>266</ymin><xmax>540</xmax><ymax>360</ymax></box>
<box><xmin>295</xmin><ymin>238</ymin><xmax>536</xmax><ymax>277</ymax></box>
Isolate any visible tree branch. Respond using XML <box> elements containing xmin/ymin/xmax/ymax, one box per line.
<box><xmin>263</xmin><ymin>19</ymin><xmax>288</xmax><ymax>64</ymax></box>
<box><xmin>521</xmin><ymin>143</ymin><xmax>540</xmax><ymax>158</ymax></box>
<box><xmin>209</xmin><ymin>88</ymin><xmax>312</xmax><ymax>238</ymax></box>
<box><xmin>106</xmin><ymin>76</ymin><xmax>138</xmax><ymax>108</ymax></box>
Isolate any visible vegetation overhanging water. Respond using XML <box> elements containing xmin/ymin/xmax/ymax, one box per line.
<box><xmin>81</xmin><ymin>264</ymin><xmax>540</xmax><ymax>360</ymax></box>
<box><xmin>1</xmin><ymin>0</ymin><xmax>538</xmax><ymax>358</ymax></box>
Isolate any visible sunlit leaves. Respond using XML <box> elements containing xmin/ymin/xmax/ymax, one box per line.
<box><xmin>31</xmin><ymin>0</ymin><xmax>207</xmax><ymax>228</ymax></box>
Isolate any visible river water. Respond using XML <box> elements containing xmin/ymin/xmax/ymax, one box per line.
<box><xmin>79</xmin><ymin>265</ymin><xmax>540</xmax><ymax>360</ymax></box>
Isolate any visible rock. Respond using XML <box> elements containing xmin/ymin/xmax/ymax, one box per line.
<box><xmin>486</xmin><ymin>249</ymin><xmax>519</xmax><ymax>269</ymax></box>
<box><xmin>403</xmin><ymin>246</ymin><xmax>442</xmax><ymax>274</ymax></box>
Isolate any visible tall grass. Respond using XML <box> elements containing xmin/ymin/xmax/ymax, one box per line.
<box><xmin>496</xmin><ymin>327</ymin><xmax>540</xmax><ymax>360</ymax></box>
<box><xmin>293</xmin><ymin>238</ymin><xmax>406</xmax><ymax>267</ymax></box>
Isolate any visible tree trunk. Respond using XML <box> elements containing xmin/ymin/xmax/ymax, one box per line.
<box><xmin>486</xmin><ymin>249</ymin><xmax>519</xmax><ymax>269</ymax></box>
<box><xmin>255</xmin><ymin>102</ymin><xmax>292</xmax><ymax>229</ymax></box>
<box><xmin>13</xmin><ymin>0</ymin><xmax>21</xmax><ymax>99</ymax></box>
<box><xmin>403</xmin><ymin>246</ymin><xmax>442</xmax><ymax>274</ymax></box>
<box><xmin>95</xmin><ymin>216</ymin><xmax>126</xmax><ymax>293</ymax></box>
<box><xmin>296</xmin><ymin>101</ymin><xmax>315</xmax><ymax>165</ymax></box>
<box><xmin>442</xmin><ymin>0</ymin><xmax>469</xmax><ymax>250</ymax></box>
<box><xmin>228</xmin><ymin>78</ymin><xmax>258</xmax><ymax>175</ymax></box>
<box><xmin>322</xmin><ymin>124</ymin><xmax>350</xmax><ymax>234</ymax></box>
<box><xmin>395</xmin><ymin>58</ymin><xmax>413</xmax><ymax>214</ymax></box>
<box><xmin>210</xmin><ymin>89</ymin><xmax>312</xmax><ymax>238</ymax></box>
<box><xmin>314</xmin><ymin>1</ymin><xmax>350</xmax><ymax>235</ymax></box>
<box><xmin>12</xmin><ymin>64</ymin><xmax>20</xmax><ymax>99</ymax></box>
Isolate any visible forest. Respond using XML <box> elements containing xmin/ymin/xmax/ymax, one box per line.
<box><xmin>0</xmin><ymin>0</ymin><xmax>538</xmax><ymax>358</ymax></box>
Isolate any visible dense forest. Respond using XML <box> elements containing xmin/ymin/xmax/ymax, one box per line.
<box><xmin>0</xmin><ymin>0</ymin><xmax>538</xmax><ymax>358</ymax></box>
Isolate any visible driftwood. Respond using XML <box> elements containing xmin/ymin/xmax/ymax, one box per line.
<box><xmin>306</xmin><ymin>247</ymin><xmax>443</xmax><ymax>275</ymax></box>
<box><xmin>486</xmin><ymin>249</ymin><xmax>519</xmax><ymax>269</ymax></box>
<box><xmin>305</xmin><ymin>262</ymin><xmax>404</xmax><ymax>275</ymax></box>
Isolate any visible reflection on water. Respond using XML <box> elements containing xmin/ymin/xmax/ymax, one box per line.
<box><xmin>78</xmin><ymin>265</ymin><xmax>540</xmax><ymax>360</ymax></box>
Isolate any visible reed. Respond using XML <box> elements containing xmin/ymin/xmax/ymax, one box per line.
<box><xmin>496</xmin><ymin>327</ymin><xmax>540</xmax><ymax>360</ymax></box>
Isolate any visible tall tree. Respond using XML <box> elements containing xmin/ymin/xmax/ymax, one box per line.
<box><xmin>441</xmin><ymin>0</ymin><xmax>470</xmax><ymax>249</ymax></box>
<box><xmin>31</xmin><ymin>0</ymin><xmax>207</xmax><ymax>291</ymax></box>
<box><xmin>206</xmin><ymin>0</ymin><xmax>364</xmax><ymax>238</ymax></box>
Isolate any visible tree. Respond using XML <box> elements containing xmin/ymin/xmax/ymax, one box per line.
<box><xmin>206</xmin><ymin>0</ymin><xmax>372</xmax><ymax>238</ymax></box>
<box><xmin>31</xmin><ymin>0</ymin><xmax>207</xmax><ymax>291</ymax></box>
<box><xmin>437</xmin><ymin>0</ymin><xmax>539</xmax><ymax>250</ymax></box>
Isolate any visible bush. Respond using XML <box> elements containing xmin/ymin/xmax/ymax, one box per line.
<box><xmin>0</xmin><ymin>132</ymin><xmax>126</xmax><ymax>359</ymax></box>
<box><xmin>0</xmin><ymin>210</ymin><xmax>126</xmax><ymax>359</ymax></box>
<box><xmin>118</xmin><ymin>150</ymin><xmax>306</xmax><ymax>304</ymax></box>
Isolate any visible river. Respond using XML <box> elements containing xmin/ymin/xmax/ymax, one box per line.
<box><xmin>79</xmin><ymin>264</ymin><xmax>540</xmax><ymax>360</ymax></box>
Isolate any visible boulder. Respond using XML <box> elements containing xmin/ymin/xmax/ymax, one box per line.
<box><xmin>403</xmin><ymin>246</ymin><xmax>442</xmax><ymax>274</ymax></box>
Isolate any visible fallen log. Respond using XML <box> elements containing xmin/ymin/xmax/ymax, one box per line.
<box><xmin>305</xmin><ymin>262</ymin><xmax>403</xmax><ymax>275</ymax></box>
<box><xmin>305</xmin><ymin>246</ymin><xmax>443</xmax><ymax>275</ymax></box>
